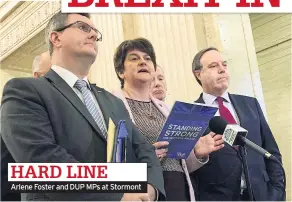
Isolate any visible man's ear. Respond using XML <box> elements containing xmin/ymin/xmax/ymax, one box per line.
<box><xmin>33</xmin><ymin>72</ymin><xmax>40</xmax><ymax>78</ymax></box>
<box><xmin>193</xmin><ymin>70</ymin><xmax>201</xmax><ymax>82</ymax></box>
<box><xmin>50</xmin><ymin>31</ymin><xmax>62</xmax><ymax>49</ymax></box>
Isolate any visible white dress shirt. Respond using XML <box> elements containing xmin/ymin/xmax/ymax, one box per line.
<box><xmin>202</xmin><ymin>91</ymin><xmax>240</xmax><ymax>124</ymax></box>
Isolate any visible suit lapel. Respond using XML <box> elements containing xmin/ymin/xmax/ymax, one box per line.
<box><xmin>90</xmin><ymin>84</ymin><xmax>117</xmax><ymax>129</ymax></box>
<box><xmin>195</xmin><ymin>93</ymin><xmax>212</xmax><ymax>134</ymax></box>
<box><xmin>45</xmin><ymin>70</ymin><xmax>106</xmax><ymax>141</ymax></box>
<box><xmin>195</xmin><ymin>93</ymin><xmax>205</xmax><ymax>104</ymax></box>
<box><xmin>228</xmin><ymin>94</ymin><xmax>244</xmax><ymax>127</ymax></box>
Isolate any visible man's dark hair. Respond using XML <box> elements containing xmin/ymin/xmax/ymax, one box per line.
<box><xmin>114</xmin><ymin>38</ymin><xmax>157</xmax><ymax>88</ymax></box>
<box><xmin>192</xmin><ymin>47</ymin><xmax>218</xmax><ymax>86</ymax></box>
<box><xmin>45</xmin><ymin>13</ymin><xmax>91</xmax><ymax>56</ymax></box>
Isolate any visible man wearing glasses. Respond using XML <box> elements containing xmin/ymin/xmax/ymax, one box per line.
<box><xmin>1</xmin><ymin>13</ymin><xmax>165</xmax><ymax>201</ymax></box>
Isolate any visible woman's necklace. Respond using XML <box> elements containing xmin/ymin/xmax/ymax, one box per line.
<box><xmin>123</xmin><ymin>89</ymin><xmax>155</xmax><ymax>120</ymax></box>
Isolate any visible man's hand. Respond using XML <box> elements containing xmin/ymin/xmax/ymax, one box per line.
<box><xmin>121</xmin><ymin>193</ymin><xmax>150</xmax><ymax>201</ymax></box>
<box><xmin>194</xmin><ymin>132</ymin><xmax>224</xmax><ymax>159</ymax></box>
<box><xmin>153</xmin><ymin>141</ymin><xmax>169</xmax><ymax>160</ymax></box>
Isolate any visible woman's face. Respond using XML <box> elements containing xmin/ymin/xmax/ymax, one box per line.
<box><xmin>119</xmin><ymin>49</ymin><xmax>155</xmax><ymax>87</ymax></box>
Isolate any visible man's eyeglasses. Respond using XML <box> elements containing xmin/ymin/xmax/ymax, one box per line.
<box><xmin>55</xmin><ymin>21</ymin><xmax>102</xmax><ymax>42</ymax></box>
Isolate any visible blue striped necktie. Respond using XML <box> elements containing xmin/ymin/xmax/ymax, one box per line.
<box><xmin>74</xmin><ymin>79</ymin><xmax>107</xmax><ymax>137</ymax></box>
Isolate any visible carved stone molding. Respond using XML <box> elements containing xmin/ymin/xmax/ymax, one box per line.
<box><xmin>0</xmin><ymin>1</ymin><xmax>61</xmax><ymax>62</ymax></box>
<box><xmin>0</xmin><ymin>1</ymin><xmax>25</xmax><ymax>27</ymax></box>
<box><xmin>0</xmin><ymin>2</ymin><xmax>8</xmax><ymax>8</ymax></box>
<box><xmin>1</xmin><ymin>30</ymin><xmax>47</xmax><ymax>73</ymax></box>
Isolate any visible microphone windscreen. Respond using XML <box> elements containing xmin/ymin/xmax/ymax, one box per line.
<box><xmin>209</xmin><ymin>116</ymin><xmax>228</xmax><ymax>134</ymax></box>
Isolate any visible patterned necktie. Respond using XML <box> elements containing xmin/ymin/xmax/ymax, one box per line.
<box><xmin>217</xmin><ymin>97</ymin><xmax>237</xmax><ymax>124</ymax></box>
<box><xmin>74</xmin><ymin>80</ymin><xmax>107</xmax><ymax>137</ymax></box>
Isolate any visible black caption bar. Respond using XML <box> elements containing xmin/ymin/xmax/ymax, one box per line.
<box><xmin>8</xmin><ymin>181</ymin><xmax>147</xmax><ymax>193</ymax></box>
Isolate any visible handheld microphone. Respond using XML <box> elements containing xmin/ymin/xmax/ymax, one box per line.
<box><xmin>209</xmin><ymin>116</ymin><xmax>276</xmax><ymax>161</ymax></box>
<box><xmin>209</xmin><ymin>116</ymin><xmax>286</xmax><ymax>201</ymax></box>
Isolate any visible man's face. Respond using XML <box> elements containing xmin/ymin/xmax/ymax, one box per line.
<box><xmin>119</xmin><ymin>49</ymin><xmax>155</xmax><ymax>86</ymax></box>
<box><xmin>195</xmin><ymin>50</ymin><xmax>229</xmax><ymax>95</ymax></box>
<box><xmin>53</xmin><ymin>14</ymin><xmax>99</xmax><ymax>61</ymax></box>
<box><xmin>151</xmin><ymin>67</ymin><xmax>167</xmax><ymax>101</ymax></box>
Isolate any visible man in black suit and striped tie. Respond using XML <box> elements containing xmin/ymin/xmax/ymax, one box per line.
<box><xmin>1</xmin><ymin>12</ymin><xmax>165</xmax><ymax>201</ymax></box>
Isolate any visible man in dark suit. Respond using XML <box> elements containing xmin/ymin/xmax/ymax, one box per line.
<box><xmin>1</xmin><ymin>12</ymin><xmax>165</xmax><ymax>201</ymax></box>
<box><xmin>190</xmin><ymin>47</ymin><xmax>285</xmax><ymax>201</ymax></box>
<box><xmin>1</xmin><ymin>51</ymin><xmax>51</xmax><ymax>202</ymax></box>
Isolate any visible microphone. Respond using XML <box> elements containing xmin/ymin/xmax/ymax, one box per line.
<box><xmin>209</xmin><ymin>116</ymin><xmax>286</xmax><ymax>201</ymax></box>
<box><xmin>209</xmin><ymin>116</ymin><xmax>276</xmax><ymax>161</ymax></box>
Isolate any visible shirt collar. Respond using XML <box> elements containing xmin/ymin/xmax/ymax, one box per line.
<box><xmin>202</xmin><ymin>90</ymin><xmax>230</xmax><ymax>105</ymax></box>
<box><xmin>51</xmin><ymin>65</ymin><xmax>91</xmax><ymax>89</ymax></box>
